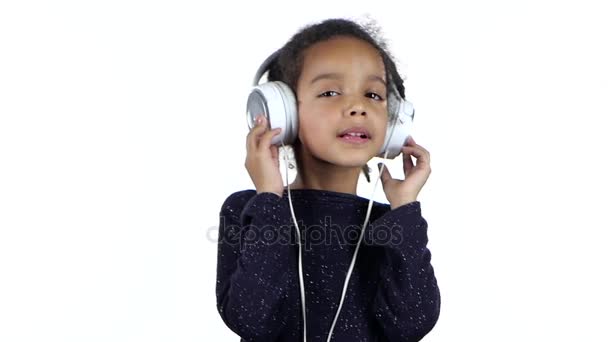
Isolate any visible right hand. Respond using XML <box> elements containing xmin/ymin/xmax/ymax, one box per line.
<box><xmin>245</xmin><ymin>114</ymin><xmax>284</xmax><ymax>197</ymax></box>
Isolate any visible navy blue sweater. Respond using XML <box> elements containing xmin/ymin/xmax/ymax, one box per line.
<box><xmin>215</xmin><ymin>189</ymin><xmax>440</xmax><ymax>341</ymax></box>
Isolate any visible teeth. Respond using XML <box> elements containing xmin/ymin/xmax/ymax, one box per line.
<box><xmin>346</xmin><ymin>132</ymin><xmax>364</xmax><ymax>137</ymax></box>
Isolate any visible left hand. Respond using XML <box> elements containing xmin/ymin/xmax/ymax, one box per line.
<box><xmin>377</xmin><ymin>136</ymin><xmax>431</xmax><ymax>209</ymax></box>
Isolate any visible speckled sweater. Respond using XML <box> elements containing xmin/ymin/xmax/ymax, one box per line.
<box><xmin>215</xmin><ymin>189</ymin><xmax>440</xmax><ymax>342</ymax></box>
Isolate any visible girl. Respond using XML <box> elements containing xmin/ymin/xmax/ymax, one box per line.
<box><xmin>216</xmin><ymin>18</ymin><xmax>440</xmax><ymax>342</ymax></box>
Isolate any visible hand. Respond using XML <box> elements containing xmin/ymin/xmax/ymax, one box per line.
<box><xmin>378</xmin><ymin>136</ymin><xmax>431</xmax><ymax>209</ymax></box>
<box><xmin>245</xmin><ymin>114</ymin><xmax>284</xmax><ymax>197</ymax></box>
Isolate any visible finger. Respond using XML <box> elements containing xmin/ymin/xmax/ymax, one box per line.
<box><xmin>270</xmin><ymin>144</ymin><xmax>279</xmax><ymax>161</ymax></box>
<box><xmin>404</xmin><ymin>137</ymin><xmax>430</xmax><ymax>159</ymax></box>
<box><xmin>246</xmin><ymin>115</ymin><xmax>268</xmax><ymax>151</ymax></box>
<box><xmin>377</xmin><ymin>163</ymin><xmax>392</xmax><ymax>185</ymax></box>
<box><xmin>402</xmin><ymin>146</ymin><xmax>430</xmax><ymax>168</ymax></box>
<box><xmin>401</xmin><ymin>145</ymin><xmax>424</xmax><ymax>159</ymax></box>
<box><xmin>417</xmin><ymin>144</ymin><xmax>430</xmax><ymax>158</ymax></box>
<box><xmin>403</xmin><ymin>151</ymin><xmax>414</xmax><ymax>175</ymax></box>
<box><xmin>403</xmin><ymin>136</ymin><xmax>415</xmax><ymax>147</ymax></box>
<box><xmin>258</xmin><ymin>127</ymin><xmax>282</xmax><ymax>150</ymax></box>
<box><xmin>246</xmin><ymin>115</ymin><xmax>262</xmax><ymax>150</ymax></box>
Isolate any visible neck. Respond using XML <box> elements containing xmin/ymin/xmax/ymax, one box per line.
<box><xmin>288</xmin><ymin>162</ymin><xmax>361</xmax><ymax>196</ymax></box>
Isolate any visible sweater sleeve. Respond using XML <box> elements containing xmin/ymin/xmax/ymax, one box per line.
<box><xmin>216</xmin><ymin>192</ymin><xmax>295</xmax><ymax>341</ymax></box>
<box><xmin>364</xmin><ymin>201</ymin><xmax>441</xmax><ymax>341</ymax></box>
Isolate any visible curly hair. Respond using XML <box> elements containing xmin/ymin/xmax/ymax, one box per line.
<box><xmin>266</xmin><ymin>18</ymin><xmax>406</xmax><ymax>183</ymax></box>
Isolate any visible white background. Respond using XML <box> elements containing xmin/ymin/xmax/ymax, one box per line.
<box><xmin>1</xmin><ymin>0</ymin><xmax>607</xmax><ymax>341</ymax></box>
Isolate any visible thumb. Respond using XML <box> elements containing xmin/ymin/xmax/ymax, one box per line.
<box><xmin>270</xmin><ymin>145</ymin><xmax>280</xmax><ymax>166</ymax></box>
<box><xmin>270</xmin><ymin>145</ymin><xmax>278</xmax><ymax>160</ymax></box>
<box><xmin>377</xmin><ymin>163</ymin><xmax>391</xmax><ymax>185</ymax></box>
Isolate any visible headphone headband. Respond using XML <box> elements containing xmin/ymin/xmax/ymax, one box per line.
<box><xmin>252</xmin><ymin>49</ymin><xmax>281</xmax><ymax>86</ymax></box>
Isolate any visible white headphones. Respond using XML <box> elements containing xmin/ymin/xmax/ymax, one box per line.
<box><xmin>246</xmin><ymin>49</ymin><xmax>415</xmax><ymax>159</ymax></box>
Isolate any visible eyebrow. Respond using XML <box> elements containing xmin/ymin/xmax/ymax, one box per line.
<box><xmin>309</xmin><ymin>72</ymin><xmax>387</xmax><ymax>86</ymax></box>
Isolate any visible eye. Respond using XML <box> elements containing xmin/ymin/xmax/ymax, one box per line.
<box><xmin>319</xmin><ymin>90</ymin><xmax>340</xmax><ymax>97</ymax></box>
<box><xmin>367</xmin><ymin>92</ymin><xmax>385</xmax><ymax>101</ymax></box>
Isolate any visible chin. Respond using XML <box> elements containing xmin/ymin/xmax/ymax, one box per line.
<box><xmin>308</xmin><ymin>141</ymin><xmax>376</xmax><ymax>167</ymax></box>
<box><xmin>331</xmin><ymin>155</ymin><xmax>373</xmax><ymax>168</ymax></box>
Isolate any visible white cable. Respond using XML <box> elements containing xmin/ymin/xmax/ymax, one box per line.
<box><xmin>280</xmin><ymin>110</ymin><xmax>399</xmax><ymax>342</ymax></box>
<box><xmin>280</xmin><ymin>140</ymin><xmax>307</xmax><ymax>342</ymax></box>
<box><xmin>325</xmin><ymin>113</ymin><xmax>398</xmax><ymax>342</ymax></box>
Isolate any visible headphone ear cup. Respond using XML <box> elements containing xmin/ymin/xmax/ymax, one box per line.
<box><xmin>246</xmin><ymin>81</ymin><xmax>298</xmax><ymax>146</ymax></box>
<box><xmin>377</xmin><ymin>99</ymin><xmax>414</xmax><ymax>159</ymax></box>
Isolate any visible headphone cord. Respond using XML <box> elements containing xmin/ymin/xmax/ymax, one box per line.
<box><xmin>324</xmin><ymin>113</ymin><xmax>397</xmax><ymax>342</ymax></box>
<box><xmin>280</xmin><ymin>110</ymin><xmax>398</xmax><ymax>342</ymax></box>
<box><xmin>280</xmin><ymin>139</ymin><xmax>308</xmax><ymax>341</ymax></box>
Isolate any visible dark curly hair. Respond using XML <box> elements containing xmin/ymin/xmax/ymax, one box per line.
<box><xmin>267</xmin><ymin>18</ymin><xmax>406</xmax><ymax>183</ymax></box>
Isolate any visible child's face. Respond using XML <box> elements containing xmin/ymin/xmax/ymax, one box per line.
<box><xmin>295</xmin><ymin>36</ymin><xmax>389</xmax><ymax>169</ymax></box>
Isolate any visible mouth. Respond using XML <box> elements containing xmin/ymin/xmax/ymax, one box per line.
<box><xmin>338</xmin><ymin>127</ymin><xmax>371</xmax><ymax>138</ymax></box>
<box><xmin>337</xmin><ymin>126</ymin><xmax>372</xmax><ymax>144</ymax></box>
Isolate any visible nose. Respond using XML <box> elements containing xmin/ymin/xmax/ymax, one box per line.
<box><xmin>345</xmin><ymin>96</ymin><xmax>367</xmax><ymax>116</ymax></box>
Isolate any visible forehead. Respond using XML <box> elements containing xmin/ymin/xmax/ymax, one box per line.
<box><xmin>298</xmin><ymin>36</ymin><xmax>386</xmax><ymax>80</ymax></box>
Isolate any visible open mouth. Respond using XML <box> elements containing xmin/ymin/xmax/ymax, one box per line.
<box><xmin>338</xmin><ymin>132</ymin><xmax>371</xmax><ymax>143</ymax></box>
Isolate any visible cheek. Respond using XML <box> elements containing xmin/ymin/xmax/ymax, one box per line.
<box><xmin>298</xmin><ymin>116</ymin><xmax>328</xmax><ymax>143</ymax></box>
<box><xmin>373</xmin><ymin>115</ymin><xmax>389</xmax><ymax>142</ymax></box>
<box><xmin>297</xmin><ymin>103</ymin><xmax>333</xmax><ymax>137</ymax></box>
